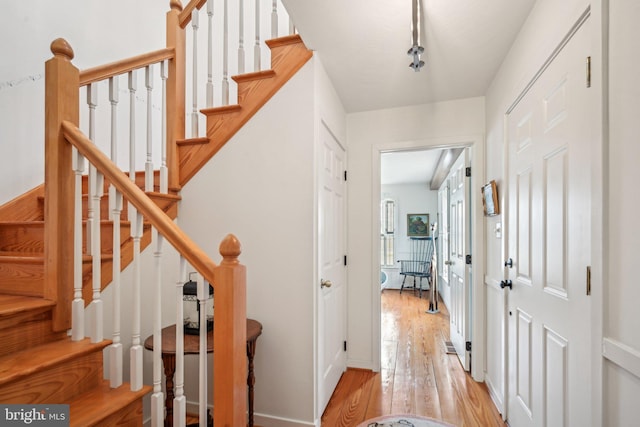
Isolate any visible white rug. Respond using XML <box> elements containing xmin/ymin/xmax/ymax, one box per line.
<box><xmin>357</xmin><ymin>414</ymin><xmax>455</xmax><ymax>427</ymax></box>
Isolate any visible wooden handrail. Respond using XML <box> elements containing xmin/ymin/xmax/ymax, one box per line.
<box><xmin>179</xmin><ymin>0</ymin><xmax>208</xmax><ymax>28</ymax></box>
<box><xmin>60</xmin><ymin>120</ymin><xmax>217</xmax><ymax>283</ymax></box>
<box><xmin>79</xmin><ymin>48</ymin><xmax>175</xmax><ymax>86</ymax></box>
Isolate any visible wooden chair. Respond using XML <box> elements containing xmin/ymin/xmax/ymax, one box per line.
<box><xmin>397</xmin><ymin>237</ymin><xmax>434</xmax><ymax>298</ymax></box>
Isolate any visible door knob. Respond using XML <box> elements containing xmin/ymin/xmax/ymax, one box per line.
<box><xmin>500</xmin><ymin>280</ymin><xmax>513</xmax><ymax>290</ymax></box>
<box><xmin>321</xmin><ymin>279</ymin><xmax>333</xmax><ymax>289</ymax></box>
<box><xmin>504</xmin><ymin>258</ymin><xmax>513</xmax><ymax>268</ymax></box>
<box><xmin>444</xmin><ymin>260</ymin><xmax>453</xmax><ymax>265</ymax></box>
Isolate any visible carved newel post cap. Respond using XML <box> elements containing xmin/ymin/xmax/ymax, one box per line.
<box><xmin>219</xmin><ymin>234</ymin><xmax>241</xmax><ymax>263</ymax></box>
<box><xmin>170</xmin><ymin>0</ymin><xmax>183</xmax><ymax>11</ymax></box>
<box><xmin>50</xmin><ymin>38</ymin><xmax>74</xmax><ymax>60</ymax></box>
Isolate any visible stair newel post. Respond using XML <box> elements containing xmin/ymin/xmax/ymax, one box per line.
<box><xmin>166</xmin><ymin>0</ymin><xmax>186</xmax><ymax>191</ymax></box>
<box><xmin>145</xmin><ymin>65</ymin><xmax>155</xmax><ymax>192</ymax></box>
<box><xmin>271</xmin><ymin>0</ymin><xmax>278</xmax><ymax>38</ymax></box>
<box><xmin>160</xmin><ymin>61</ymin><xmax>169</xmax><ymax>194</ymax></box>
<box><xmin>44</xmin><ymin>39</ymin><xmax>78</xmax><ymax>332</ymax></box>
<box><xmin>191</xmin><ymin>9</ymin><xmax>200</xmax><ymax>137</ymax></box>
<box><xmin>129</xmin><ymin>210</ymin><xmax>144</xmax><ymax>391</ymax></box>
<box><xmin>151</xmin><ymin>230</ymin><xmax>165</xmax><ymax>426</ymax></box>
<box><xmin>174</xmin><ymin>256</ymin><xmax>187</xmax><ymax>427</ymax></box>
<box><xmin>207</xmin><ymin>0</ymin><xmax>214</xmax><ymax>108</ymax></box>
<box><xmin>222</xmin><ymin>0</ymin><xmax>230</xmax><ymax>105</ymax></box>
<box><xmin>238</xmin><ymin>0</ymin><xmax>245</xmax><ymax>74</ymax></box>
<box><xmin>254</xmin><ymin>0</ymin><xmax>261</xmax><ymax>71</ymax></box>
<box><xmin>213</xmin><ymin>234</ymin><xmax>247</xmax><ymax>427</ymax></box>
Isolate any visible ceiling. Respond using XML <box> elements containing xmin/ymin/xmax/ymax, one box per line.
<box><xmin>282</xmin><ymin>0</ymin><xmax>536</xmax><ymax>113</ymax></box>
<box><xmin>282</xmin><ymin>0</ymin><xmax>535</xmax><ymax>185</ymax></box>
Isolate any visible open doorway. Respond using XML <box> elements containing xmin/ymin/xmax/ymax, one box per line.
<box><xmin>371</xmin><ymin>137</ymin><xmax>485</xmax><ymax>381</ymax></box>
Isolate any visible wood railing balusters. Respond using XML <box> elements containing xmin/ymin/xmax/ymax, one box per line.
<box><xmin>238</xmin><ymin>0</ymin><xmax>245</xmax><ymax>74</ymax></box>
<box><xmin>254</xmin><ymin>0</ymin><xmax>261</xmax><ymax>71</ymax></box>
<box><xmin>271</xmin><ymin>0</ymin><xmax>278</xmax><ymax>38</ymax></box>
<box><xmin>174</xmin><ymin>256</ymin><xmax>187</xmax><ymax>427</ymax></box>
<box><xmin>160</xmin><ymin>61</ymin><xmax>169</xmax><ymax>193</ymax></box>
<box><xmin>191</xmin><ymin>9</ymin><xmax>199</xmax><ymax>137</ymax></box>
<box><xmin>206</xmin><ymin>0</ymin><xmax>214</xmax><ymax>107</ymax></box>
<box><xmin>145</xmin><ymin>65</ymin><xmax>154</xmax><ymax>192</ymax></box>
<box><xmin>151</xmin><ymin>230</ymin><xmax>165</xmax><ymax>425</ymax></box>
<box><xmin>71</xmin><ymin>146</ymin><xmax>85</xmax><ymax>341</ymax></box>
<box><xmin>222</xmin><ymin>0</ymin><xmax>229</xmax><ymax>105</ymax></box>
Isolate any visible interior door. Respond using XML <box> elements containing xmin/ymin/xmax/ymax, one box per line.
<box><xmin>506</xmin><ymin>15</ymin><xmax>592</xmax><ymax>427</ymax></box>
<box><xmin>318</xmin><ymin>122</ymin><xmax>347</xmax><ymax>414</ymax></box>
<box><xmin>438</xmin><ymin>182</ymin><xmax>450</xmax><ymax>287</ymax></box>
<box><xmin>448</xmin><ymin>149</ymin><xmax>471</xmax><ymax>370</ymax></box>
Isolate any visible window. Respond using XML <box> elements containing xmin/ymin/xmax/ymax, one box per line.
<box><xmin>381</xmin><ymin>199</ymin><xmax>395</xmax><ymax>266</ymax></box>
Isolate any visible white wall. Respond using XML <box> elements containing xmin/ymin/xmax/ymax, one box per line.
<box><xmin>180</xmin><ymin>55</ymin><xmax>346</xmax><ymax>427</ymax></box>
<box><xmin>346</xmin><ymin>98</ymin><xmax>485</xmax><ymax>370</ymax></box>
<box><xmin>604</xmin><ymin>0</ymin><xmax>640</xmax><ymax>424</ymax></box>
<box><xmin>381</xmin><ymin>183</ymin><xmax>437</xmax><ymax>290</ymax></box>
<box><xmin>483</xmin><ymin>0</ymin><xmax>601</xmax><ymax>417</ymax></box>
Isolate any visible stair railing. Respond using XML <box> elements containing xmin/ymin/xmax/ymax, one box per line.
<box><xmin>44</xmin><ymin>1</ymin><xmax>295</xmax><ymax>425</ymax></box>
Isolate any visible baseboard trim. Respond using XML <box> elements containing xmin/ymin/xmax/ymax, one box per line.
<box><xmin>253</xmin><ymin>412</ymin><xmax>316</xmax><ymax>427</ymax></box>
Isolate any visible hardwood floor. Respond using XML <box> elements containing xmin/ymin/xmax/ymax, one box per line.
<box><xmin>321</xmin><ymin>289</ymin><xmax>506</xmax><ymax>427</ymax></box>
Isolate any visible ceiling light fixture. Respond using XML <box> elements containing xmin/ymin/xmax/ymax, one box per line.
<box><xmin>408</xmin><ymin>0</ymin><xmax>425</xmax><ymax>71</ymax></box>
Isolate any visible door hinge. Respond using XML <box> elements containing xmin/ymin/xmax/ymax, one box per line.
<box><xmin>344</xmin><ymin>255</ymin><xmax>347</xmax><ymax>266</ymax></box>
<box><xmin>465</xmin><ymin>254</ymin><xmax>472</xmax><ymax>265</ymax></box>
<box><xmin>466</xmin><ymin>341</ymin><xmax>472</xmax><ymax>352</ymax></box>
<box><xmin>465</xmin><ymin>167</ymin><xmax>471</xmax><ymax>177</ymax></box>
<box><xmin>343</xmin><ymin>341</ymin><xmax>347</xmax><ymax>351</ymax></box>
<box><xmin>586</xmin><ymin>56</ymin><xmax>591</xmax><ymax>88</ymax></box>
<box><xmin>586</xmin><ymin>265</ymin><xmax>591</xmax><ymax>295</ymax></box>
<box><xmin>344</xmin><ymin>170</ymin><xmax>347</xmax><ymax>181</ymax></box>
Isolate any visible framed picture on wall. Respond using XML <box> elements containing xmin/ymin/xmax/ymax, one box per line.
<box><xmin>407</xmin><ymin>213</ymin><xmax>429</xmax><ymax>237</ymax></box>
<box><xmin>481</xmin><ymin>180</ymin><xmax>500</xmax><ymax>216</ymax></box>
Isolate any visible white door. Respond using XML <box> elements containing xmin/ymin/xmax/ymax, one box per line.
<box><xmin>438</xmin><ymin>182</ymin><xmax>450</xmax><ymax>288</ymax></box>
<box><xmin>317</xmin><ymin>122</ymin><xmax>347</xmax><ymax>414</ymax></box>
<box><xmin>506</xmin><ymin>16</ymin><xmax>592</xmax><ymax>427</ymax></box>
<box><xmin>448</xmin><ymin>149</ymin><xmax>471</xmax><ymax>370</ymax></box>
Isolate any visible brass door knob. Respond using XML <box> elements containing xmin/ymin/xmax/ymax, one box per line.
<box><xmin>321</xmin><ymin>279</ymin><xmax>333</xmax><ymax>288</ymax></box>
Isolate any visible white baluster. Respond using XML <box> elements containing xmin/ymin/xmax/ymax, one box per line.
<box><xmin>71</xmin><ymin>147</ymin><xmax>85</xmax><ymax>342</ymax></box>
<box><xmin>109</xmin><ymin>189</ymin><xmax>123</xmax><ymax>387</ymax></box>
<box><xmin>128</xmin><ymin>70</ymin><xmax>137</xmax><ymax>208</ymax></box>
<box><xmin>174</xmin><ymin>257</ymin><xmax>187</xmax><ymax>427</ymax></box>
<box><xmin>254</xmin><ymin>0</ymin><xmax>261</xmax><ymax>71</ymax></box>
<box><xmin>145</xmin><ymin>65</ymin><xmax>154</xmax><ymax>192</ymax></box>
<box><xmin>289</xmin><ymin>16</ymin><xmax>295</xmax><ymax>35</ymax></box>
<box><xmin>222</xmin><ymin>0</ymin><xmax>229</xmax><ymax>105</ymax></box>
<box><xmin>271</xmin><ymin>0</ymin><xmax>278</xmax><ymax>38</ymax></box>
<box><xmin>160</xmin><ymin>61</ymin><xmax>168</xmax><ymax>194</ymax></box>
<box><xmin>207</xmin><ymin>0</ymin><xmax>214</xmax><ymax>108</ymax></box>
<box><xmin>238</xmin><ymin>0</ymin><xmax>245</xmax><ymax>74</ymax></box>
<box><xmin>86</xmin><ymin>84</ymin><xmax>97</xmax><ymax>256</ymax></box>
<box><xmin>197</xmin><ymin>273</ymin><xmax>208</xmax><ymax>427</ymax></box>
<box><xmin>191</xmin><ymin>9</ymin><xmax>199</xmax><ymax>137</ymax></box>
<box><xmin>108</xmin><ymin>76</ymin><xmax>123</xmax><ymax>386</ymax></box>
<box><xmin>151</xmin><ymin>231</ymin><xmax>164</xmax><ymax>426</ymax></box>
<box><xmin>89</xmin><ymin>167</ymin><xmax>103</xmax><ymax>343</ymax></box>
<box><xmin>130</xmin><ymin>210</ymin><xmax>143</xmax><ymax>391</ymax></box>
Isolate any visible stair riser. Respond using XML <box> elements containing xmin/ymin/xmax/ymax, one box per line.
<box><xmin>81</xmin><ymin>398</ymin><xmax>144</xmax><ymax>427</ymax></box>
<box><xmin>0</xmin><ymin>260</ymin><xmax>45</xmax><ymax>297</ymax></box>
<box><xmin>0</xmin><ymin>310</ymin><xmax>66</xmax><ymax>358</ymax></box>
<box><xmin>0</xmin><ymin>350</ymin><xmax>104</xmax><ymax>404</ymax></box>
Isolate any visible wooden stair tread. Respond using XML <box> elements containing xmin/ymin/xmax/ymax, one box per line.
<box><xmin>0</xmin><ymin>338</ymin><xmax>110</xmax><ymax>385</ymax></box>
<box><xmin>0</xmin><ymin>294</ymin><xmax>55</xmax><ymax>318</ymax></box>
<box><xmin>232</xmin><ymin>69</ymin><xmax>276</xmax><ymax>83</ymax></box>
<box><xmin>200</xmin><ymin>103</ymin><xmax>242</xmax><ymax>116</ymax></box>
<box><xmin>265</xmin><ymin>34</ymin><xmax>306</xmax><ymax>48</ymax></box>
<box><xmin>0</xmin><ymin>251</ymin><xmax>44</xmax><ymax>260</ymax></box>
<box><xmin>68</xmin><ymin>380</ymin><xmax>151</xmax><ymax>427</ymax></box>
<box><xmin>177</xmin><ymin>136</ymin><xmax>210</xmax><ymax>146</ymax></box>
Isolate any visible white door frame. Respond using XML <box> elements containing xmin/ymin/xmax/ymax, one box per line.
<box><xmin>371</xmin><ymin>134</ymin><xmax>486</xmax><ymax>381</ymax></box>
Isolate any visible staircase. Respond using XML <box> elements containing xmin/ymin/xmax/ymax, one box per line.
<box><xmin>0</xmin><ymin>25</ymin><xmax>311</xmax><ymax>425</ymax></box>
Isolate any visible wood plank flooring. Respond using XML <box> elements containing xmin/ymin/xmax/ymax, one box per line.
<box><xmin>321</xmin><ymin>289</ymin><xmax>506</xmax><ymax>427</ymax></box>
